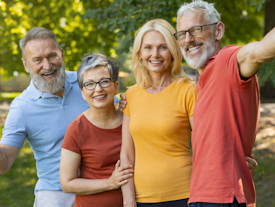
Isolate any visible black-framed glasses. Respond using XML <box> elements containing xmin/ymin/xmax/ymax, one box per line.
<box><xmin>174</xmin><ymin>22</ymin><xmax>218</xmax><ymax>40</ymax></box>
<box><xmin>83</xmin><ymin>78</ymin><xmax>114</xmax><ymax>91</ymax></box>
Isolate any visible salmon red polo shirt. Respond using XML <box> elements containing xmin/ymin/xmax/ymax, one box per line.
<box><xmin>189</xmin><ymin>46</ymin><xmax>260</xmax><ymax>207</ymax></box>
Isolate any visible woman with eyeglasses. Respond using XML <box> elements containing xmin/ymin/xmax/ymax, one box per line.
<box><xmin>59</xmin><ymin>53</ymin><xmax>133</xmax><ymax>207</ymax></box>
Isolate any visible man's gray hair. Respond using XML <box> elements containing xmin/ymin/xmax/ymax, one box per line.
<box><xmin>77</xmin><ymin>53</ymin><xmax>119</xmax><ymax>89</ymax></box>
<box><xmin>19</xmin><ymin>27</ymin><xmax>61</xmax><ymax>58</ymax></box>
<box><xmin>177</xmin><ymin>0</ymin><xmax>221</xmax><ymax>26</ymax></box>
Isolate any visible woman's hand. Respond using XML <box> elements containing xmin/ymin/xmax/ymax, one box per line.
<box><xmin>107</xmin><ymin>160</ymin><xmax>133</xmax><ymax>190</ymax></box>
<box><xmin>246</xmin><ymin>154</ymin><xmax>258</xmax><ymax>177</ymax></box>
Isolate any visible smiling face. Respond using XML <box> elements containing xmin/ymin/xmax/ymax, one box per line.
<box><xmin>22</xmin><ymin>38</ymin><xmax>66</xmax><ymax>94</ymax></box>
<box><xmin>81</xmin><ymin>66</ymin><xmax>118</xmax><ymax>109</ymax></box>
<box><xmin>139</xmin><ymin>31</ymin><xmax>173</xmax><ymax>76</ymax></box>
<box><xmin>177</xmin><ymin>10</ymin><xmax>218</xmax><ymax>70</ymax></box>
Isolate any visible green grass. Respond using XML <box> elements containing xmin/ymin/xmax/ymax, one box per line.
<box><xmin>252</xmin><ymin>149</ymin><xmax>275</xmax><ymax>207</ymax></box>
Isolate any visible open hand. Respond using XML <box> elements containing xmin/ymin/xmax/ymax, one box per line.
<box><xmin>107</xmin><ymin>160</ymin><xmax>133</xmax><ymax>190</ymax></box>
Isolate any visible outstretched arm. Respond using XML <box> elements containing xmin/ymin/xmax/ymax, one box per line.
<box><xmin>0</xmin><ymin>144</ymin><xmax>20</xmax><ymax>175</ymax></box>
<box><xmin>237</xmin><ymin>27</ymin><xmax>275</xmax><ymax>78</ymax></box>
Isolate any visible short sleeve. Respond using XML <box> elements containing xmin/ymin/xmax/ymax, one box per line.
<box><xmin>220</xmin><ymin>46</ymin><xmax>255</xmax><ymax>86</ymax></box>
<box><xmin>114</xmin><ymin>95</ymin><xmax>120</xmax><ymax>104</ymax></box>
<box><xmin>122</xmin><ymin>86</ymin><xmax>137</xmax><ymax>116</ymax></box>
<box><xmin>185</xmin><ymin>84</ymin><xmax>198</xmax><ymax>117</ymax></box>
<box><xmin>123</xmin><ymin>93</ymin><xmax>130</xmax><ymax>116</ymax></box>
<box><xmin>0</xmin><ymin>100</ymin><xmax>27</xmax><ymax>148</ymax></box>
<box><xmin>61</xmin><ymin>121</ymin><xmax>82</xmax><ymax>154</ymax></box>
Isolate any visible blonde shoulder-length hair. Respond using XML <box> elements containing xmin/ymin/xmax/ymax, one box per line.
<box><xmin>132</xmin><ymin>19</ymin><xmax>194</xmax><ymax>88</ymax></box>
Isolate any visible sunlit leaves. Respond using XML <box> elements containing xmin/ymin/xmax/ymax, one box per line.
<box><xmin>0</xmin><ymin>0</ymin><xmax>117</xmax><ymax>78</ymax></box>
<box><xmin>250</xmin><ymin>0</ymin><xmax>270</xmax><ymax>11</ymax></box>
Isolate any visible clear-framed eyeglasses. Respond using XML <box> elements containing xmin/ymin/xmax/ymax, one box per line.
<box><xmin>174</xmin><ymin>22</ymin><xmax>218</xmax><ymax>40</ymax></box>
<box><xmin>83</xmin><ymin>78</ymin><xmax>114</xmax><ymax>91</ymax></box>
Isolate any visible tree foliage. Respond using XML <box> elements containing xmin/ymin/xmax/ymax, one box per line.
<box><xmin>0</xmin><ymin>0</ymin><xmax>117</xmax><ymax>79</ymax></box>
<box><xmin>81</xmin><ymin>0</ymin><xmax>275</xmax><ymax>87</ymax></box>
<box><xmin>1</xmin><ymin>0</ymin><xmax>275</xmax><ymax>87</ymax></box>
<box><xmin>82</xmin><ymin>0</ymin><xmax>264</xmax><ymax>49</ymax></box>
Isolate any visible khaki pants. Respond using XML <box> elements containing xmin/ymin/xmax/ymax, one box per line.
<box><xmin>33</xmin><ymin>191</ymin><xmax>75</xmax><ymax>207</ymax></box>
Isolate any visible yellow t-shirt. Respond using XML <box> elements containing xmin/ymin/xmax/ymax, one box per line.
<box><xmin>123</xmin><ymin>81</ymin><xmax>197</xmax><ymax>203</ymax></box>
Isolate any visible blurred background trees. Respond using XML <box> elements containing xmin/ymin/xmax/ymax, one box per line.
<box><xmin>0</xmin><ymin>0</ymin><xmax>275</xmax><ymax>96</ymax></box>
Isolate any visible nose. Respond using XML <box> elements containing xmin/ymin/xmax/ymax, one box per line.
<box><xmin>184</xmin><ymin>32</ymin><xmax>195</xmax><ymax>44</ymax></box>
<box><xmin>152</xmin><ymin>48</ymin><xmax>160</xmax><ymax>58</ymax></box>
<box><xmin>94</xmin><ymin>82</ymin><xmax>103</xmax><ymax>92</ymax></box>
<box><xmin>43</xmin><ymin>59</ymin><xmax>52</xmax><ymax>70</ymax></box>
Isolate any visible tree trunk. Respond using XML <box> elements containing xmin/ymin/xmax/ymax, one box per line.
<box><xmin>260</xmin><ymin>0</ymin><xmax>275</xmax><ymax>102</ymax></box>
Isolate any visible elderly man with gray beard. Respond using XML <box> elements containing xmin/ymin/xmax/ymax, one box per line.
<box><xmin>174</xmin><ymin>0</ymin><xmax>275</xmax><ymax>206</ymax></box>
<box><xmin>0</xmin><ymin>27</ymin><xmax>119</xmax><ymax>207</ymax></box>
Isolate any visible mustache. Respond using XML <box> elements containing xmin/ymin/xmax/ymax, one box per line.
<box><xmin>39</xmin><ymin>66</ymin><xmax>59</xmax><ymax>75</ymax></box>
<box><xmin>184</xmin><ymin>42</ymin><xmax>203</xmax><ymax>50</ymax></box>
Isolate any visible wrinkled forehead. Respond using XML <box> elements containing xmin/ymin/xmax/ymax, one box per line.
<box><xmin>177</xmin><ymin>9</ymin><xmax>209</xmax><ymax>31</ymax></box>
<box><xmin>24</xmin><ymin>38</ymin><xmax>61</xmax><ymax>58</ymax></box>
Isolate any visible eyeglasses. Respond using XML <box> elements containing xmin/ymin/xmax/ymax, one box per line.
<box><xmin>83</xmin><ymin>78</ymin><xmax>114</xmax><ymax>91</ymax></box>
<box><xmin>174</xmin><ymin>22</ymin><xmax>218</xmax><ymax>40</ymax></box>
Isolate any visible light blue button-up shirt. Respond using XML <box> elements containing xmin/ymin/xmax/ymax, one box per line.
<box><xmin>0</xmin><ymin>71</ymin><xmax>119</xmax><ymax>194</ymax></box>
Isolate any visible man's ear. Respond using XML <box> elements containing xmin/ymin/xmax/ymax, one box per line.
<box><xmin>60</xmin><ymin>48</ymin><xmax>64</xmax><ymax>59</ymax></box>
<box><xmin>22</xmin><ymin>58</ymin><xmax>30</xmax><ymax>73</ymax></box>
<box><xmin>215</xmin><ymin>22</ymin><xmax>225</xmax><ymax>41</ymax></box>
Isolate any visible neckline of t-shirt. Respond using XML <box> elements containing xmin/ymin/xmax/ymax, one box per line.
<box><xmin>82</xmin><ymin>113</ymin><xmax>122</xmax><ymax>131</ymax></box>
<box><xmin>141</xmin><ymin>81</ymin><xmax>176</xmax><ymax>97</ymax></box>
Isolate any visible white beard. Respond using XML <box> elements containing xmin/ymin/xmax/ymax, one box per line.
<box><xmin>181</xmin><ymin>37</ymin><xmax>216</xmax><ymax>69</ymax></box>
<box><xmin>29</xmin><ymin>62</ymin><xmax>66</xmax><ymax>94</ymax></box>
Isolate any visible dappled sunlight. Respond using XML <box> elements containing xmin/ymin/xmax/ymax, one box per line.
<box><xmin>254</xmin><ymin>104</ymin><xmax>275</xmax><ymax>153</ymax></box>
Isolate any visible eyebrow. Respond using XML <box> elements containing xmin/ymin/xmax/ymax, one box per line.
<box><xmin>84</xmin><ymin>77</ymin><xmax>111</xmax><ymax>82</ymax></box>
<box><xmin>142</xmin><ymin>43</ymin><xmax>168</xmax><ymax>46</ymax></box>
<box><xmin>31</xmin><ymin>52</ymin><xmax>57</xmax><ymax>60</ymax></box>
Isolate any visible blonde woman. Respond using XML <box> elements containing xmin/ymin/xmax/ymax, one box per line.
<box><xmin>120</xmin><ymin>19</ymin><xmax>196</xmax><ymax>207</ymax></box>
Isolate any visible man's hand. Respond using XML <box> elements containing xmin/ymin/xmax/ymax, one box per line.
<box><xmin>119</xmin><ymin>93</ymin><xmax>127</xmax><ymax>112</ymax></box>
<box><xmin>119</xmin><ymin>86</ymin><xmax>132</xmax><ymax>112</ymax></box>
<box><xmin>246</xmin><ymin>154</ymin><xmax>258</xmax><ymax>177</ymax></box>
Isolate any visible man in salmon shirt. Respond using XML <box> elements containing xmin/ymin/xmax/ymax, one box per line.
<box><xmin>173</xmin><ymin>0</ymin><xmax>275</xmax><ymax>206</ymax></box>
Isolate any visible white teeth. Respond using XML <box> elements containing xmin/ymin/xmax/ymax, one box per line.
<box><xmin>94</xmin><ymin>95</ymin><xmax>106</xmax><ymax>99</ymax></box>
<box><xmin>150</xmin><ymin>61</ymin><xmax>162</xmax><ymax>64</ymax></box>
<box><xmin>43</xmin><ymin>71</ymin><xmax>55</xmax><ymax>76</ymax></box>
<box><xmin>189</xmin><ymin>46</ymin><xmax>200</xmax><ymax>52</ymax></box>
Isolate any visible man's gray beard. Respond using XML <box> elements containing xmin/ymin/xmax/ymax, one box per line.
<box><xmin>29</xmin><ymin>62</ymin><xmax>66</xmax><ymax>94</ymax></box>
<box><xmin>181</xmin><ymin>37</ymin><xmax>216</xmax><ymax>69</ymax></box>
